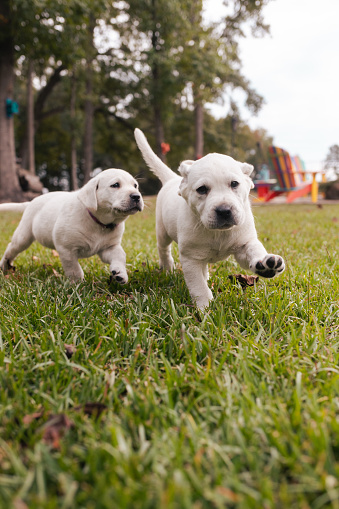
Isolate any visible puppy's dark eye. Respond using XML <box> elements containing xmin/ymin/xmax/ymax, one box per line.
<box><xmin>196</xmin><ymin>185</ymin><xmax>209</xmax><ymax>195</ymax></box>
<box><xmin>231</xmin><ymin>181</ymin><xmax>239</xmax><ymax>189</ymax></box>
<box><xmin>134</xmin><ymin>183</ymin><xmax>138</xmax><ymax>188</ymax></box>
<box><xmin>110</xmin><ymin>182</ymin><xmax>120</xmax><ymax>188</ymax></box>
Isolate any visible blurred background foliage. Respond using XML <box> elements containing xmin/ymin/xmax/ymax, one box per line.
<box><xmin>6</xmin><ymin>0</ymin><xmax>276</xmax><ymax>194</ymax></box>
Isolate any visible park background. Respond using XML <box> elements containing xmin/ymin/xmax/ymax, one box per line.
<box><xmin>0</xmin><ymin>0</ymin><xmax>338</xmax><ymax>202</ymax></box>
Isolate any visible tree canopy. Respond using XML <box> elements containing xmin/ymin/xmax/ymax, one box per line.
<box><xmin>0</xmin><ymin>0</ymin><xmax>276</xmax><ymax>198</ymax></box>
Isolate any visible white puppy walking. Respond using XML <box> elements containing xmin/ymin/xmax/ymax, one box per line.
<box><xmin>0</xmin><ymin>168</ymin><xmax>144</xmax><ymax>282</ymax></box>
<box><xmin>134</xmin><ymin>128</ymin><xmax>284</xmax><ymax>309</ymax></box>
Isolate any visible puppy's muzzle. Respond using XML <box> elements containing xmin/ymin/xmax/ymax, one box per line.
<box><xmin>214</xmin><ymin>205</ymin><xmax>236</xmax><ymax>228</ymax></box>
<box><xmin>129</xmin><ymin>192</ymin><xmax>143</xmax><ymax>211</ymax></box>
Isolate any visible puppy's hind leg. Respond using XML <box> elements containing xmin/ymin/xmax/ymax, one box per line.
<box><xmin>0</xmin><ymin>222</ymin><xmax>35</xmax><ymax>271</ymax></box>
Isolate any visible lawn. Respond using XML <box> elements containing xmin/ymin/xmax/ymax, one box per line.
<box><xmin>0</xmin><ymin>198</ymin><xmax>339</xmax><ymax>509</ymax></box>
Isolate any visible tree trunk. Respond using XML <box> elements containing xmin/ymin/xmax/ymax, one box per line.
<box><xmin>151</xmin><ymin>0</ymin><xmax>165</xmax><ymax>161</ymax></box>
<box><xmin>231</xmin><ymin>113</ymin><xmax>238</xmax><ymax>158</ymax></box>
<box><xmin>20</xmin><ymin>64</ymin><xmax>65</xmax><ymax>168</ymax></box>
<box><xmin>0</xmin><ymin>0</ymin><xmax>22</xmax><ymax>202</ymax></box>
<box><xmin>70</xmin><ymin>71</ymin><xmax>78</xmax><ymax>190</ymax></box>
<box><xmin>26</xmin><ymin>58</ymin><xmax>35</xmax><ymax>174</ymax></box>
<box><xmin>153</xmin><ymin>85</ymin><xmax>165</xmax><ymax>161</ymax></box>
<box><xmin>194</xmin><ymin>100</ymin><xmax>204</xmax><ymax>159</ymax></box>
<box><xmin>83</xmin><ymin>17</ymin><xmax>95</xmax><ymax>184</ymax></box>
<box><xmin>83</xmin><ymin>67</ymin><xmax>94</xmax><ymax>184</ymax></box>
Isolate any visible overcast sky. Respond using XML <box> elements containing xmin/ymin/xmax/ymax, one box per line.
<box><xmin>205</xmin><ymin>0</ymin><xmax>339</xmax><ymax>170</ymax></box>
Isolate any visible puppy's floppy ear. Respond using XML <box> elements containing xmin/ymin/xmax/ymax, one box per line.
<box><xmin>178</xmin><ymin>160</ymin><xmax>194</xmax><ymax>198</ymax></box>
<box><xmin>241</xmin><ymin>162</ymin><xmax>254</xmax><ymax>177</ymax></box>
<box><xmin>241</xmin><ymin>163</ymin><xmax>255</xmax><ymax>190</ymax></box>
<box><xmin>178</xmin><ymin>160</ymin><xmax>194</xmax><ymax>178</ymax></box>
<box><xmin>77</xmin><ymin>177</ymin><xmax>98</xmax><ymax>211</ymax></box>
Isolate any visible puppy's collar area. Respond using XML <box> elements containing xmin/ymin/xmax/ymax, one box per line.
<box><xmin>87</xmin><ymin>209</ymin><xmax>116</xmax><ymax>230</ymax></box>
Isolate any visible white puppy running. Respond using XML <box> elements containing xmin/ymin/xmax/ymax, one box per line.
<box><xmin>134</xmin><ymin>128</ymin><xmax>285</xmax><ymax>309</ymax></box>
<box><xmin>0</xmin><ymin>168</ymin><xmax>144</xmax><ymax>282</ymax></box>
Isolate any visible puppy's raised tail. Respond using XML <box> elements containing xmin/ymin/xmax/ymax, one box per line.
<box><xmin>0</xmin><ymin>202</ymin><xmax>29</xmax><ymax>213</ymax></box>
<box><xmin>134</xmin><ymin>128</ymin><xmax>177</xmax><ymax>185</ymax></box>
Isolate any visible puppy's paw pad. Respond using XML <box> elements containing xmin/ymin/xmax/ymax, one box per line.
<box><xmin>255</xmin><ymin>254</ymin><xmax>285</xmax><ymax>278</ymax></box>
<box><xmin>110</xmin><ymin>270</ymin><xmax>128</xmax><ymax>285</ymax></box>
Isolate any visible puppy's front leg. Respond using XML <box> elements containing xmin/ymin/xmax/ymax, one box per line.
<box><xmin>99</xmin><ymin>245</ymin><xmax>128</xmax><ymax>284</ymax></box>
<box><xmin>235</xmin><ymin>239</ymin><xmax>285</xmax><ymax>278</ymax></box>
<box><xmin>180</xmin><ymin>255</ymin><xmax>213</xmax><ymax>309</ymax></box>
<box><xmin>57</xmin><ymin>248</ymin><xmax>84</xmax><ymax>281</ymax></box>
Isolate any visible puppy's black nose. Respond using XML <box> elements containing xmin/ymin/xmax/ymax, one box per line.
<box><xmin>215</xmin><ymin>205</ymin><xmax>232</xmax><ymax>220</ymax></box>
<box><xmin>130</xmin><ymin>193</ymin><xmax>141</xmax><ymax>203</ymax></box>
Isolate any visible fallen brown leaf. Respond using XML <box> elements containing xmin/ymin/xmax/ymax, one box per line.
<box><xmin>228</xmin><ymin>274</ymin><xmax>259</xmax><ymax>287</ymax></box>
<box><xmin>13</xmin><ymin>499</ymin><xmax>29</xmax><ymax>509</ymax></box>
<box><xmin>42</xmin><ymin>414</ymin><xmax>73</xmax><ymax>449</ymax></box>
<box><xmin>51</xmin><ymin>267</ymin><xmax>61</xmax><ymax>277</ymax></box>
<box><xmin>93</xmin><ymin>339</ymin><xmax>102</xmax><ymax>354</ymax></box>
<box><xmin>216</xmin><ymin>486</ymin><xmax>240</xmax><ymax>502</ymax></box>
<box><xmin>42</xmin><ymin>263</ymin><xmax>61</xmax><ymax>277</ymax></box>
<box><xmin>75</xmin><ymin>402</ymin><xmax>107</xmax><ymax>419</ymax></box>
<box><xmin>64</xmin><ymin>344</ymin><xmax>77</xmax><ymax>358</ymax></box>
<box><xmin>23</xmin><ymin>409</ymin><xmax>45</xmax><ymax>425</ymax></box>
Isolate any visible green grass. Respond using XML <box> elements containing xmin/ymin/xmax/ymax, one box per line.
<box><xmin>0</xmin><ymin>198</ymin><xmax>339</xmax><ymax>508</ymax></box>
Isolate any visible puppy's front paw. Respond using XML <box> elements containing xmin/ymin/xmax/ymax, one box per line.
<box><xmin>194</xmin><ymin>288</ymin><xmax>213</xmax><ymax>310</ymax></box>
<box><xmin>254</xmin><ymin>254</ymin><xmax>285</xmax><ymax>278</ymax></box>
<box><xmin>0</xmin><ymin>258</ymin><xmax>15</xmax><ymax>273</ymax></box>
<box><xmin>110</xmin><ymin>269</ymin><xmax>128</xmax><ymax>285</ymax></box>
